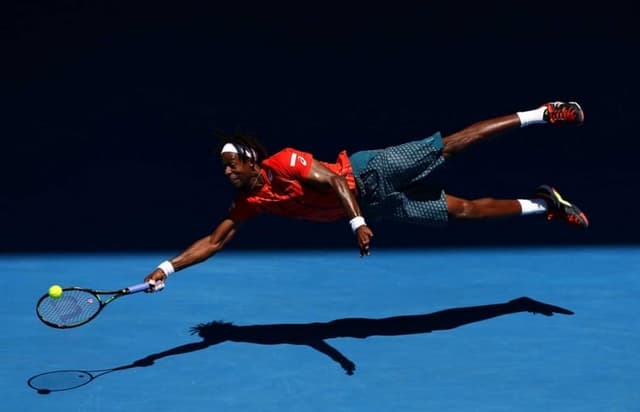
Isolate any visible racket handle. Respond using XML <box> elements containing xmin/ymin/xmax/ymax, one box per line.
<box><xmin>127</xmin><ymin>282</ymin><xmax>152</xmax><ymax>294</ymax></box>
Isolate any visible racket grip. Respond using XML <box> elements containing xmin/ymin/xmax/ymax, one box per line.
<box><xmin>128</xmin><ymin>282</ymin><xmax>152</xmax><ymax>294</ymax></box>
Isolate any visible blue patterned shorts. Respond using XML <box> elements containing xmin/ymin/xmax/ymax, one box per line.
<box><xmin>350</xmin><ymin>132</ymin><xmax>448</xmax><ymax>227</ymax></box>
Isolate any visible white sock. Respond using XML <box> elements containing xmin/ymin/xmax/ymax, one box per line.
<box><xmin>516</xmin><ymin>106</ymin><xmax>547</xmax><ymax>128</ymax></box>
<box><xmin>518</xmin><ymin>199</ymin><xmax>547</xmax><ymax>215</ymax></box>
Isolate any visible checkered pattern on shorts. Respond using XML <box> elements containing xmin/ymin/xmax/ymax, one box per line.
<box><xmin>351</xmin><ymin>132</ymin><xmax>449</xmax><ymax>227</ymax></box>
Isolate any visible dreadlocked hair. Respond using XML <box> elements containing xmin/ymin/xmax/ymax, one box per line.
<box><xmin>216</xmin><ymin>129</ymin><xmax>269</xmax><ymax>164</ymax></box>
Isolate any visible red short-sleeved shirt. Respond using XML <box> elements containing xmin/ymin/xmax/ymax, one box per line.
<box><xmin>228</xmin><ymin>148</ymin><xmax>356</xmax><ymax>222</ymax></box>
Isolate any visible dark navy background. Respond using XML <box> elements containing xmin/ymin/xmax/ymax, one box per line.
<box><xmin>2</xmin><ymin>3</ymin><xmax>638</xmax><ymax>251</ymax></box>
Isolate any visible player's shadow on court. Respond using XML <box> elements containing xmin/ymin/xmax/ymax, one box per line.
<box><xmin>189</xmin><ymin>296</ymin><xmax>572</xmax><ymax>375</ymax></box>
<box><xmin>27</xmin><ymin>297</ymin><xmax>572</xmax><ymax>393</ymax></box>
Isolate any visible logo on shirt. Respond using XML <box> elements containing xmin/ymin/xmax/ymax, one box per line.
<box><xmin>289</xmin><ymin>152</ymin><xmax>307</xmax><ymax>167</ymax></box>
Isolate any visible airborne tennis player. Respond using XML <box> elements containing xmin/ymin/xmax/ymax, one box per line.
<box><xmin>144</xmin><ymin>101</ymin><xmax>588</xmax><ymax>289</ymax></box>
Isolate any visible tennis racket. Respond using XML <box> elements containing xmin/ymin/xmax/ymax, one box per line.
<box><xmin>36</xmin><ymin>282</ymin><xmax>153</xmax><ymax>329</ymax></box>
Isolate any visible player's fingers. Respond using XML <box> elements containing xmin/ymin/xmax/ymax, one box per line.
<box><xmin>144</xmin><ymin>279</ymin><xmax>155</xmax><ymax>293</ymax></box>
<box><xmin>146</xmin><ymin>279</ymin><xmax>165</xmax><ymax>293</ymax></box>
<box><xmin>359</xmin><ymin>242</ymin><xmax>370</xmax><ymax>257</ymax></box>
<box><xmin>364</xmin><ymin>233</ymin><xmax>372</xmax><ymax>255</ymax></box>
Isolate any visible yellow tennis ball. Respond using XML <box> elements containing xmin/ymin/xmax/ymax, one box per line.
<box><xmin>48</xmin><ymin>285</ymin><xmax>63</xmax><ymax>299</ymax></box>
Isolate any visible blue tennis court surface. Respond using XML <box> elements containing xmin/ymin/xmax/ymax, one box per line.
<box><xmin>2</xmin><ymin>246</ymin><xmax>638</xmax><ymax>411</ymax></box>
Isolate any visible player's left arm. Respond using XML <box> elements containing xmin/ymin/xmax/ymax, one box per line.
<box><xmin>304</xmin><ymin>160</ymin><xmax>374</xmax><ymax>256</ymax></box>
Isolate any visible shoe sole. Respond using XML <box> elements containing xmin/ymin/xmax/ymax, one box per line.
<box><xmin>551</xmin><ymin>187</ymin><xmax>590</xmax><ymax>227</ymax></box>
<box><xmin>568</xmin><ymin>101</ymin><xmax>585</xmax><ymax>126</ymax></box>
<box><xmin>539</xmin><ymin>185</ymin><xmax>590</xmax><ymax>228</ymax></box>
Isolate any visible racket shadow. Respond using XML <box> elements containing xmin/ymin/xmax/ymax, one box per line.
<box><xmin>27</xmin><ymin>296</ymin><xmax>572</xmax><ymax>393</ymax></box>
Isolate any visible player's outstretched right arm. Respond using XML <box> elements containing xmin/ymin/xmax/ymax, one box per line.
<box><xmin>143</xmin><ymin>218</ymin><xmax>238</xmax><ymax>287</ymax></box>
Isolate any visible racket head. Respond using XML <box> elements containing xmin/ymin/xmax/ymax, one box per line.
<box><xmin>36</xmin><ymin>288</ymin><xmax>103</xmax><ymax>328</ymax></box>
<box><xmin>27</xmin><ymin>369</ymin><xmax>96</xmax><ymax>392</ymax></box>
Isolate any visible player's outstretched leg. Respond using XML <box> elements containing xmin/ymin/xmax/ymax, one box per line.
<box><xmin>442</xmin><ymin>101</ymin><xmax>584</xmax><ymax>158</ymax></box>
<box><xmin>535</xmin><ymin>185</ymin><xmax>589</xmax><ymax>228</ymax></box>
<box><xmin>445</xmin><ymin>185</ymin><xmax>589</xmax><ymax>228</ymax></box>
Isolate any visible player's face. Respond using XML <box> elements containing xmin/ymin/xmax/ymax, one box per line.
<box><xmin>221</xmin><ymin>152</ymin><xmax>256</xmax><ymax>189</ymax></box>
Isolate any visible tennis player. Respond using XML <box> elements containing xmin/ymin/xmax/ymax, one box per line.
<box><xmin>145</xmin><ymin>101</ymin><xmax>588</xmax><ymax>288</ymax></box>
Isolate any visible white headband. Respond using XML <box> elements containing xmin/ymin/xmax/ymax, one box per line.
<box><xmin>221</xmin><ymin>143</ymin><xmax>256</xmax><ymax>160</ymax></box>
<box><xmin>221</xmin><ymin>143</ymin><xmax>239</xmax><ymax>155</ymax></box>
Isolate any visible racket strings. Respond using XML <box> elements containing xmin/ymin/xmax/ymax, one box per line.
<box><xmin>37</xmin><ymin>290</ymin><xmax>100</xmax><ymax>326</ymax></box>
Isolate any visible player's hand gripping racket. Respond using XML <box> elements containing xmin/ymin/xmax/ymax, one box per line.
<box><xmin>36</xmin><ymin>282</ymin><xmax>161</xmax><ymax>329</ymax></box>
